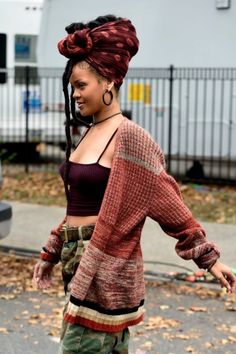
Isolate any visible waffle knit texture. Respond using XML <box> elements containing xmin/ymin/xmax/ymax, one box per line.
<box><xmin>43</xmin><ymin>119</ymin><xmax>220</xmax><ymax>332</ymax></box>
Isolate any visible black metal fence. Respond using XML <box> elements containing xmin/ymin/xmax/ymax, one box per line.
<box><xmin>0</xmin><ymin>66</ymin><xmax>236</xmax><ymax>184</ymax></box>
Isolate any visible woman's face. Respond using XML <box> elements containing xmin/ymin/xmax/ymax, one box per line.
<box><xmin>70</xmin><ymin>62</ymin><xmax>107</xmax><ymax>116</ymax></box>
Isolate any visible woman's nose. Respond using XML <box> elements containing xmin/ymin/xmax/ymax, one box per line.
<box><xmin>73</xmin><ymin>88</ymin><xmax>80</xmax><ymax>99</ymax></box>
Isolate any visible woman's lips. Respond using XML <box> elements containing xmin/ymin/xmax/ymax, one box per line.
<box><xmin>77</xmin><ymin>102</ymin><xmax>85</xmax><ymax>109</ymax></box>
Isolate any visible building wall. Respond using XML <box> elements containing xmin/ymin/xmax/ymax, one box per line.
<box><xmin>38</xmin><ymin>0</ymin><xmax>236</xmax><ymax>68</ymax></box>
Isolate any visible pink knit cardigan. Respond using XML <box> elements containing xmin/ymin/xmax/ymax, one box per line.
<box><xmin>42</xmin><ymin>119</ymin><xmax>220</xmax><ymax>332</ymax></box>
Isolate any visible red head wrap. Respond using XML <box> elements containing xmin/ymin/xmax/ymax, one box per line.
<box><xmin>57</xmin><ymin>18</ymin><xmax>139</xmax><ymax>87</ymax></box>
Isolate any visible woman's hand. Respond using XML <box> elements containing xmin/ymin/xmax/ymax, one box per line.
<box><xmin>33</xmin><ymin>260</ymin><xmax>54</xmax><ymax>289</ymax></box>
<box><xmin>208</xmin><ymin>260</ymin><xmax>236</xmax><ymax>293</ymax></box>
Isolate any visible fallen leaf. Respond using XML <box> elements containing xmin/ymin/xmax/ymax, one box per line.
<box><xmin>0</xmin><ymin>294</ymin><xmax>16</xmax><ymax>300</ymax></box>
<box><xmin>159</xmin><ymin>305</ymin><xmax>170</xmax><ymax>310</ymax></box>
<box><xmin>176</xmin><ymin>334</ymin><xmax>190</xmax><ymax>340</ymax></box>
<box><xmin>189</xmin><ymin>306</ymin><xmax>208</xmax><ymax>312</ymax></box>
<box><xmin>217</xmin><ymin>324</ymin><xmax>236</xmax><ymax>334</ymax></box>
<box><xmin>0</xmin><ymin>327</ymin><xmax>9</xmax><ymax>334</ymax></box>
<box><xmin>145</xmin><ymin>316</ymin><xmax>180</xmax><ymax>330</ymax></box>
<box><xmin>141</xmin><ymin>341</ymin><xmax>153</xmax><ymax>349</ymax></box>
<box><xmin>177</xmin><ymin>306</ymin><xmax>186</xmax><ymax>312</ymax></box>
<box><xmin>204</xmin><ymin>342</ymin><xmax>214</xmax><ymax>348</ymax></box>
<box><xmin>228</xmin><ymin>336</ymin><xmax>236</xmax><ymax>343</ymax></box>
<box><xmin>220</xmin><ymin>339</ymin><xmax>228</xmax><ymax>345</ymax></box>
<box><xmin>226</xmin><ymin>306</ymin><xmax>236</xmax><ymax>312</ymax></box>
<box><xmin>21</xmin><ymin>310</ymin><xmax>29</xmax><ymax>315</ymax></box>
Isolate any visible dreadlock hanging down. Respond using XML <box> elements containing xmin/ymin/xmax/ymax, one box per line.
<box><xmin>62</xmin><ymin>59</ymin><xmax>74</xmax><ymax>202</ymax></box>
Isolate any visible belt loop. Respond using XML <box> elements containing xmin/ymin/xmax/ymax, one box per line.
<box><xmin>64</xmin><ymin>227</ymin><xmax>68</xmax><ymax>243</ymax></box>
<box><xmin>78</xmin><ymin>226</ymin><xmax>83</xmax><ymax>240</ymax></box>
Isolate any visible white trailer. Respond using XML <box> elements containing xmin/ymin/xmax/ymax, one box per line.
<box><xmin>37</xmin><ymin>0</ymin><xmax>236</xmax><ymax>162</ymax></box>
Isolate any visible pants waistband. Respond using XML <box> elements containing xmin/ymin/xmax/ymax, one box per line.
<box><xmin>59</xmin><ymin>224</ymin><xmax>95</xmax><ymax>243</ymax></box>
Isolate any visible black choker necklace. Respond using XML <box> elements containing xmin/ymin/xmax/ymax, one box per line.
<box><xmin>92</xmin><ymin>111</ymin><xmax>122</xmax><ymax>125</ymax></box>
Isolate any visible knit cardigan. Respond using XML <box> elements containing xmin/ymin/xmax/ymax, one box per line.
<box><xmin>42</xmin><ymin>119</ymin><xmax>220</xmax><ymax>332</ymax></box>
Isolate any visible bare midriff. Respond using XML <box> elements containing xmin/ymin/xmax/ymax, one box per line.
<box><xmin>66</xmin><ymin>214</ymin><xmax>98</xmax><ymax>227</ymax></box>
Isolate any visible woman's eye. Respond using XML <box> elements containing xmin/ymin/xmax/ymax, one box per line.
<box><xmin>77</xmin><ymin>82</ymin><xmax>86</xmax><ymax>88</ymax></box>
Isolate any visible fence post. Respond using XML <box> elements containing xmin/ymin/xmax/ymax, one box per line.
<box><xmin>25</xmin><ymin>66</ymin><xmax>30</xmax><ymax>173</ymax></box>
<box><xmin>167</xmin><ymin>65</ymin><xmax>174</xmax><ymax>173</ymax></box>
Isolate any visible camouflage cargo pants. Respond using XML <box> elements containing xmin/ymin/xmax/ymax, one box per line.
<box><xmin>59</xmin><ymin>319</ymin><xmax>130</xmax><ymax>354</ymax></box>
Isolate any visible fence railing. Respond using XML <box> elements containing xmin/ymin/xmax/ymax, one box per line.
<box><xmin>0</xmin><ymin>66</ymin><xmax>235</xmax><ymax>184</ymax></box>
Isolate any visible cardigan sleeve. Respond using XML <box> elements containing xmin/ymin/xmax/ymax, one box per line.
<box><xmin>40</xmin><ymin>216</ymin><xmax>66</xmax><ymax>263</ymax></box>
<box><xmin>148</xmin><ymin>169</ymin><xmax>220</xmax><ymax>269</ymax></box>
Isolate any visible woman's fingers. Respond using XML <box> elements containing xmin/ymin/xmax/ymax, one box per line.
<box><xmin>230</xmin><ymin>274</ymin><xmax>236</xmax><ymax>292</ymax></box>
<box><xmin>209</xmin><ymin>261</ymin><xmax>236</xmax><ymax>293</ymax></box>
<box><xmin>33</xmin><ymin>262</ymin><xmax>40</xmax><ymax>280</ymax></box>
<box><xmin>38</xmin><ymin>279</ymin><xmax>51</xmax><ymax>289</ymax></box>
<box><xmin>222</xmin><ymin>272</ymin><xmax>236</xmax><ymax>293</ymax></box>
<box><xmin>218</xmin><ymin>274</ymin><xmax>232</xmax><ymax>293</ymax></box>
<box><xmin>32</xmin><ymin>261</ymin><xmax>53</xmax><ymax>289</ymax></box>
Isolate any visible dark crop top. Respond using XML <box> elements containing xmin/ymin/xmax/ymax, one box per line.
<box><xmin>59</xmin><ymin>127</ymin><xmax>118</xmax><ymax>216</ymax></box>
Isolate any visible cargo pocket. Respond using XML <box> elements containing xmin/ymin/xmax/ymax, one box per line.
<box><xmin>61</xmin><ymin>240</ymin><xmax>85</xmax><ymax>291</ymax></box>
<box><xmin>59</xmin><ymin>323</ymin><xmax>86</xmax><ymax>354</ymax></box>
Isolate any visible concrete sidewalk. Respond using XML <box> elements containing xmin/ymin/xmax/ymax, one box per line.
<box><xmin>1</xmin><ymin>200</ymin><xmax>235</xmax><ymax>272</ymax></box>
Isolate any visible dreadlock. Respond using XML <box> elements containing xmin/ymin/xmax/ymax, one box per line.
<box><xmin>86</xmin><ymin>15</ymin><xmax>122</xmax><ymax>29</ymax></box>
<box><xmin>62</xmin><ymin>59</ymin><xmax>74</xmax><ymax>202</ymax></box>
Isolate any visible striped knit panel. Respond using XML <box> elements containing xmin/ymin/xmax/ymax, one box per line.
<box><xmin>64</xmin><ymin>298</ymin><xmax>144</xmax><ymax>332</ymax></box>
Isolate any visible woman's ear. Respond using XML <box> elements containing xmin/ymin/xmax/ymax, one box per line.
<box><xmin>107</xmin><ymin>81</ymin><xmax>114</xmax><ymax>91</ymax></box>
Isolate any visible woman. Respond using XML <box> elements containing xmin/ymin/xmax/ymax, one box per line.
<box><xmin>33</xmin><ymin>15</ymin><xmax>236</xmax><ymax>354</ymax></box>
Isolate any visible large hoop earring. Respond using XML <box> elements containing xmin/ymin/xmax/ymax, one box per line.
<box><xmin>102</xmin><ymin>89</ymin><xmax>113</xmax><ymax>106</ymax></box>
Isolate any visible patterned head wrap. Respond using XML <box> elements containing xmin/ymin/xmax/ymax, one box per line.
<box><xmin>57</xmin><ymin>18</ymin><xmax>139</xmax><ymax>87</ymax></box>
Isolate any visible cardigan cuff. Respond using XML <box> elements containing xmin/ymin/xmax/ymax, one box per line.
<box><xmin>194</xmin><ymin>248</ymin><xmax>220</xmax><ymax>270</ymax></box>
<box><xmin>40</xmin><ymin>248</ymin><xmax>60</xmax><ymax>264</ymax></box>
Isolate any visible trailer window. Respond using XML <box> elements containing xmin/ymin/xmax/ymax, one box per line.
<box><xmin>15</xmin><ymin>34</ymin><xmax>37</xmax><ymax>63</ymax></box>
<box><xmin>0</xmin><ymin>33</ymin><xmax>7</xmax><ymax>84</ymax></box>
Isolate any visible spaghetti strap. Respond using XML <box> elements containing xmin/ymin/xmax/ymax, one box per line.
<box><xmin>97</xmin><ymin>128</ymin><xmax>119</xmax><ymax>163</ymax></box>
<box><xmin>75</xmin><ymin>125</ymin><xmax>91</xmax><ymax>148</ymax></box>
